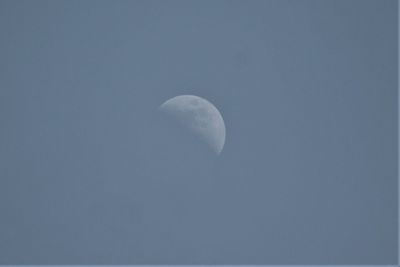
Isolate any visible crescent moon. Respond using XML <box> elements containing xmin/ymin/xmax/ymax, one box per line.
<box><xmin>159</xmin><ymin>95</ymin><xmax>226</xmax><ymax>155</ymax></box>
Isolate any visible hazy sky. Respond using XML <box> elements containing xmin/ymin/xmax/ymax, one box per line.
<box><xmin>0</xmin><ymin>0</ymin><xmax>397</xmax><ymax>264</ymax></box>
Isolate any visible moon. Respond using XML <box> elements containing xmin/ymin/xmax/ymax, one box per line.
<box><xmin>159</xmin><ymin>95</ymin><xmax>226</xmax><ymax>155</ymax></box>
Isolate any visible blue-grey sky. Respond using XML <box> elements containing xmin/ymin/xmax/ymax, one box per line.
<box><xmin>0</xmin><ymin>0</ymin><xmax>397</xmax><ymax>264</ymax></box>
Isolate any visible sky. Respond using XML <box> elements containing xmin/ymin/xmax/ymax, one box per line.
<box><xmin>0</xmin><ymin>0</ymin><xmax>398</xmax><ymax>264</ymax></box>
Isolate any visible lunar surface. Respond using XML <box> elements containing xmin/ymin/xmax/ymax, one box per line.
<box><xmin>159</xmin><ymin>95</ymin><xmax>226</xmax><ymax>155</ymax></box>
